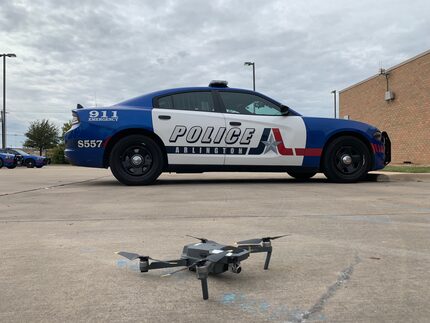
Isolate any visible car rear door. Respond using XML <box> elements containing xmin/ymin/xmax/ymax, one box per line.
<box><xmin>217</xmin><ymin>91</ymin><xmax>307</xmax><ymax>166</ymax></box>
<box><xmin>152</xmin><ymin>91</ymin><xmax>227</xmax><ymax>165</ymax></box>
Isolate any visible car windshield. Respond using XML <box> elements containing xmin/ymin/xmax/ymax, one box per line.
<box><xmin>12</xmin><ymin>149</ymin><xmax>30</xmax><ymax>156</ymax></box>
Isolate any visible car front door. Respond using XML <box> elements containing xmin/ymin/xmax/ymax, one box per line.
<box><xmin>217</xmin><ymin>91</ymin><xmax>307</xmax><ymax>166</ymax></box>
<box><xmin>152</xmin><ymin>91</ymin><xmax>227</xmax><ymax>165</ymax></box>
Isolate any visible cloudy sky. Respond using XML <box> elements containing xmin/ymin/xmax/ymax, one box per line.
<box><xmin>1</xmin><ymin>0</ymin><xmax>429</xmax><ymax>146</ymax></box>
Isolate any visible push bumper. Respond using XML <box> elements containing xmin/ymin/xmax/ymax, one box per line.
<box><xmin>382</xmin><ymin>131</ymin><xmax>391</xmax><ymax>165</ymax></box>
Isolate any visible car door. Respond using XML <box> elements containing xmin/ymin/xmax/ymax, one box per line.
<box><xmin>217</xmin><ymin>91</ymin><xmax>307</xmax><ymax>166</ymax></box>
<box><xmin>152</xmin><ymin>91</ymin><xmax>227</xmax><ymax>165</ymax></box>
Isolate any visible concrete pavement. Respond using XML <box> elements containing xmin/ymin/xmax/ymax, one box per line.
<box><xmin>0</xmin><ymin>166</ymin><xmax>429</xmax><ymax>322</ymax></box>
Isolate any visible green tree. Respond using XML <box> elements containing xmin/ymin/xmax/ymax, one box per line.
<box><xmin>61</xmin><ymin>120</ymin><xmax>72</xmax><ymax>139</ymax></box>
<box><xmin>50</xmin><ymin>120</ymin><xmax>72</xmax><ymax>164</ymax></box>
<box><xmin>24</xmin><ymin>119</ymin><xmax>59</xmax><ymax>156</ymax></box>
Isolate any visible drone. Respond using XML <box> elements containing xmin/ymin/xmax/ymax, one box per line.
<box><xmin>116</xmin><ymin>234</ymin><xmax>288</xmax><ymax>300</ymax></box>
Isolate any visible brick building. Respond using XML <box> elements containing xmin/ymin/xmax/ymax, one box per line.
<box><xmin>339</xmin><ymin>50</ymin><xmax>430</xmax><ymax>164</ymax></box>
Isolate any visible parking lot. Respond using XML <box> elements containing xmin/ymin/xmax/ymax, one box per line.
<box><xmin>0</xmin><ymin>166</ymin><xmax>429</xmax><ymax>322</ymax></box>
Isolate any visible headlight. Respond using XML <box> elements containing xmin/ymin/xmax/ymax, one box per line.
<box><xmin>72</xmin><ymin>111</ymin><xmax>80</xmax><ymax>125</ymax></box>
<box><xmin>373</xmin><ymin>131</ymin><xmax>382</xmax><ymax>141</ymax></box>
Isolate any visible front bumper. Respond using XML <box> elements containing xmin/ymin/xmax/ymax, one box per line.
<box><xmin>382</xmin><ymin>131</ymin><xmax>391</xmax><ymax>165</ymax></box>
<box><xmin>371</xmin><ymin>131</ymin><xmax>391</xmax><ymax>170</ymax></box>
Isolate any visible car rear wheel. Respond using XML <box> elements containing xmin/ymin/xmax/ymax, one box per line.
<box><xmin>287</xmin><ymin>170</ymin><xmax>317</xmax><ymax>180</ymax></box>
<box><xmin>0</xmin><ymin>158</ymin><xmax>3</xmax><ymax>169</ymax></box>
<box><xmin>109</xmin><ymin>135</ymin><xmax>163</xmax><ymax>185</ymax></box>
<box><xmin>26</xmin><ymin>159</ymin><xmax>35</xmax><ymax>168</ymax></box>
<box><xmin>322</xmin><ymin>136</ymin><xmax>371</xmax><ymax>183</ymax></box>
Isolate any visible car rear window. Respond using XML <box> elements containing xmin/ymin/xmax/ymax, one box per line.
<box><xmin>157</xmin><ymin>92</ymin><xmax>215</xmax><ymax>112</ymax></box>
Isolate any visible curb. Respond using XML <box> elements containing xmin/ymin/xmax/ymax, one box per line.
<box><xmin>367</xmin><ymin>172</ymin><xmax>430</xmax><ymax>182</ymax></box>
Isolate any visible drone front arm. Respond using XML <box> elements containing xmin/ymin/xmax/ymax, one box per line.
<box><xmin>240</xmin><ymin>245</ymin><xmax>273</xmax><ymax>270</ymax></box>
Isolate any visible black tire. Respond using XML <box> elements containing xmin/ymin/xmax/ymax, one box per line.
<box><xmin>26</xmin><ymin>159</ymin><xmax>35</xmax><ymax>168</ymax></box>
<box><xmin>109</xmin><ymin>135</ymin><xmax>163</xmax><ymax>185</ymax></box>
<box><xmin>287</xmin><ymin>170</ymin><xmax>317</xmax><ymax>180</ymax></box>
<box><xmin>322</xmin><ymin>136</ymin><xmax>371</xmax><ymax>183</ymax></box>
<box><xmin>7</xmin><ymin>162</ymin><xmax>17</xmax><ymax>169</ymax></box>
<box><xmin>0</xmin><ymin>158</ymin><xmax>3</xmax><ymax>169</ymax></box>
<box><xmin>36</xmin><ymin>165</ymin><xmax>43</xmax><ymax>168</ymax></box>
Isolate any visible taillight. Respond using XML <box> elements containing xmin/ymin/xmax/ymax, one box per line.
<box><xmin>72</xmin><ymin>111</ymin><xmax>80</xmax><ymax>125</ymax></box>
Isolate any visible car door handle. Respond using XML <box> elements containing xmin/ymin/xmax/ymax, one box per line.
<box><xmin>158</xmin><ymin>115</ymin><xmax>171</xmax><ymax>120</ymax></box>
<box><xmin>229</xmin><ymin>121</ymin><xmax>241</xmax><ymax>126</ymax></box>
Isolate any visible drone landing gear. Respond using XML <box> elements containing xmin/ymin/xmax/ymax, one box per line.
<box><xmin>196</xmin><ymin>265</ymin><xmax>210</xmax><ymax>300</ymax></box>
<box><xmin>264</xmin><ymin>250</ymin><xmax>272</xmax><ymax>270</ymax></box>
<box><xmin>200</xmin><ymin>278</ymin><xmax>209</xmax><ymax>300</ymax></box>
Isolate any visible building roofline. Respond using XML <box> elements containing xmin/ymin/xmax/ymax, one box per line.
<box><xmin>339</xmin><ymin>48</ymin><xmax>430</xmax><ymax>93</ymax></box>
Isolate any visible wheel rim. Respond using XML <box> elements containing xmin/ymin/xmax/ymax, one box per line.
<box><xmin>120</xmin><ymin>145</ymin><xmax>153</xmax><ymax>176</ymax></box>
<box><xmin>334</xmin><ymin>145</ymin><xmax>364</xmax><ymax>175</ymax></box>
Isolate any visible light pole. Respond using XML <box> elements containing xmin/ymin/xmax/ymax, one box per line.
<box><xmin>244</xmin><ymin>61</ymin><xmax>255</xmax><ymax>91</ymax></box>
<box><xmin>331</xmin><ymin>90</ymin><xmax>337</xmax><ymax>119</ymax></box>
<box><xmin>1</xmin><ymin>53</ymin><xmax>16</xmax><ymax>149</ymax></box>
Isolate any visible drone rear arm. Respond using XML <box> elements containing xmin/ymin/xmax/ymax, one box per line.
<box><xmin>139</xmin><ymin>257</ymin><xmax>188</xmax><ymax>272</ymax></box>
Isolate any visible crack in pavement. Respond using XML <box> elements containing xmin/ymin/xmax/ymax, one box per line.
<box><xmin>0</xmin><ymin>176</ymin><xmax>110</xmax><ymax>197</ymax></box>
<box><xmin>296</xmin><ymin>254</ymin><xmax>362</xmax><ymax>322</ymax></box>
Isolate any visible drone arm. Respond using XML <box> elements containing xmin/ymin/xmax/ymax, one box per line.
<box><xmin>147</xmin><ymin>258</ymin><xmax>188</xmax><ymax>270</ymax></box>
<box><xmin>240</xmin><ymin>245</ymin><xmax>273</xmax><ymax>270</ymax></box>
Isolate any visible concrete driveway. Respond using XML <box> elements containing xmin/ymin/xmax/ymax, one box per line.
<box><xmin>0</xmin><ymin>166</ymin><xmax>429</xmax><ymax>322</ymax></box>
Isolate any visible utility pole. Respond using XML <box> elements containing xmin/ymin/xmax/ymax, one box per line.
<box><xmin>331</xmin><ymin>90</ymin><xmax>337</xmax><ymax>119</ymax></box>
<box><xmin>1</xmin><ymin>53</ymin><xmax>16</xmax><ymax>149</ymax></box>
<box><xmin>244</xmin><ymin>62</ymin><xmax>256</xmax><ymax>91</ymax></box>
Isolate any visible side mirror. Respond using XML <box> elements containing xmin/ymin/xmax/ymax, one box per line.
<box><xmin>280</xmin><ymin>105</ymin><xmax>289</xmax><ymax>116</ymax></box>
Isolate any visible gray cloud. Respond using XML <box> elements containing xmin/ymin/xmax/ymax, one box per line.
<box><xmin>1</xmin><ymin>0</ymin><xmax>429</xmax><ymax>146</ymax></box>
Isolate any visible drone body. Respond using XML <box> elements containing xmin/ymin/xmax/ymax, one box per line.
<box><xmin>117</xmin><ymin>235</ymin><xmax>287</xmax><ymax>300</ymax></box>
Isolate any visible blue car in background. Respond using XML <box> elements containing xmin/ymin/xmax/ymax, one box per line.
<box><xmin>0</xmin><ymin>148</ymin><xmax>46</xmax><ymax>168</ymax></box>
<box><xmin>0</xmin><ymin>152</ymin><xmax>17</xmax><ymax>169</ymax></box>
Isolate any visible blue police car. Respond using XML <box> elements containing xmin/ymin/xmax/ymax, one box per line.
<box><xmin>65</xmin><ymin>81</ymin><xmax>390</xmax><ymax>185</ymax></box>
<box><xmin>1</xmin><ymin>148</ymin><xmax>46</xmax><ymax>168</ymax></box>
<box><xmin>0</xmin><ymin>152</ymin><xmax>17</xmax><ymax>169</ymax></box>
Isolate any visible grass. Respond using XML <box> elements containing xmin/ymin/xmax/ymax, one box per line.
<box><xmin>382</xmin><ymin>165</ymin><xmax>430</xmax><ymax>173</ymax></box>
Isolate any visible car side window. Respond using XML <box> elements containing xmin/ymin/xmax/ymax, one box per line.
<box><xmin>219</xmin><ymin>92</ymin><xmax>281</xmax><ymax>116</ymax></box>
<box><xmin>157</xmin><ymin>92</ymin><xmax>215</xmax><ymax>112</ymax></box>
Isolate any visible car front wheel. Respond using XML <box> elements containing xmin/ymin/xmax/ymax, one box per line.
<box><xmin>322</xmin><ymin>136</ymin><xmax>371</xmax><ymax>183</ymax></box>
<box><xmin>26</xmin><ymin>159</ymin><xmax>35</xmax><ymax>168</ymax></box>
<box><xmin>109</xmin><ymin>135</ymin><xmax>163</xmax><ymax>185</ymax></box>
<box><xmin>0</xmin><ymin>158</ymin><xmax>3</xmax><ymax>169</ymax></box>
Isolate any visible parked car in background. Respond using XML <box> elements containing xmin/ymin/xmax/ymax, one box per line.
<box><xmin>0</xmin><ymin>148</ymin><xmax>46</xmax><ymax>168</ymax></box>
<box><xmin>0</xmin><ymin>152</ymin><xmax>17</xmax><ymax>169</ymax></box>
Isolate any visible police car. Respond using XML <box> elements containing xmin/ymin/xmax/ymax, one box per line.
<box><xmin>1</xmin><ymin>148</ymin><xmax>46</xmax><ymax>168</ymax></box>
<box><xmin>65</xmin><ymin>81</ymin><xmax>390</xmax><ymax>185</ymax></box>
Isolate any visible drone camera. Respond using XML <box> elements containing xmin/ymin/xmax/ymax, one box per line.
<box><xmin>230</xmin><ymin>263</ymin><xmax>242</xmax><ymax>274</ymax></box>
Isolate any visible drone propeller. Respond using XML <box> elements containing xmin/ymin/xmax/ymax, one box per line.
<box><xmin>116</xmin><ymin>251</ymin><xmax>175</xmax><ymax>264</ymax></box>
<box><xmin>186</xmin><ymin>235</ymin><xmax>210</xmax><ymax>243</ymax></box>
<box><xmin>236</xmin><ymin>234</ymin><xmax>289</xmax><ymax>245</ymax></box>
<box><xmin>162</xmin><ymin>250</ymin><xmax>231</xmax><ymax>277</ymax></box>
